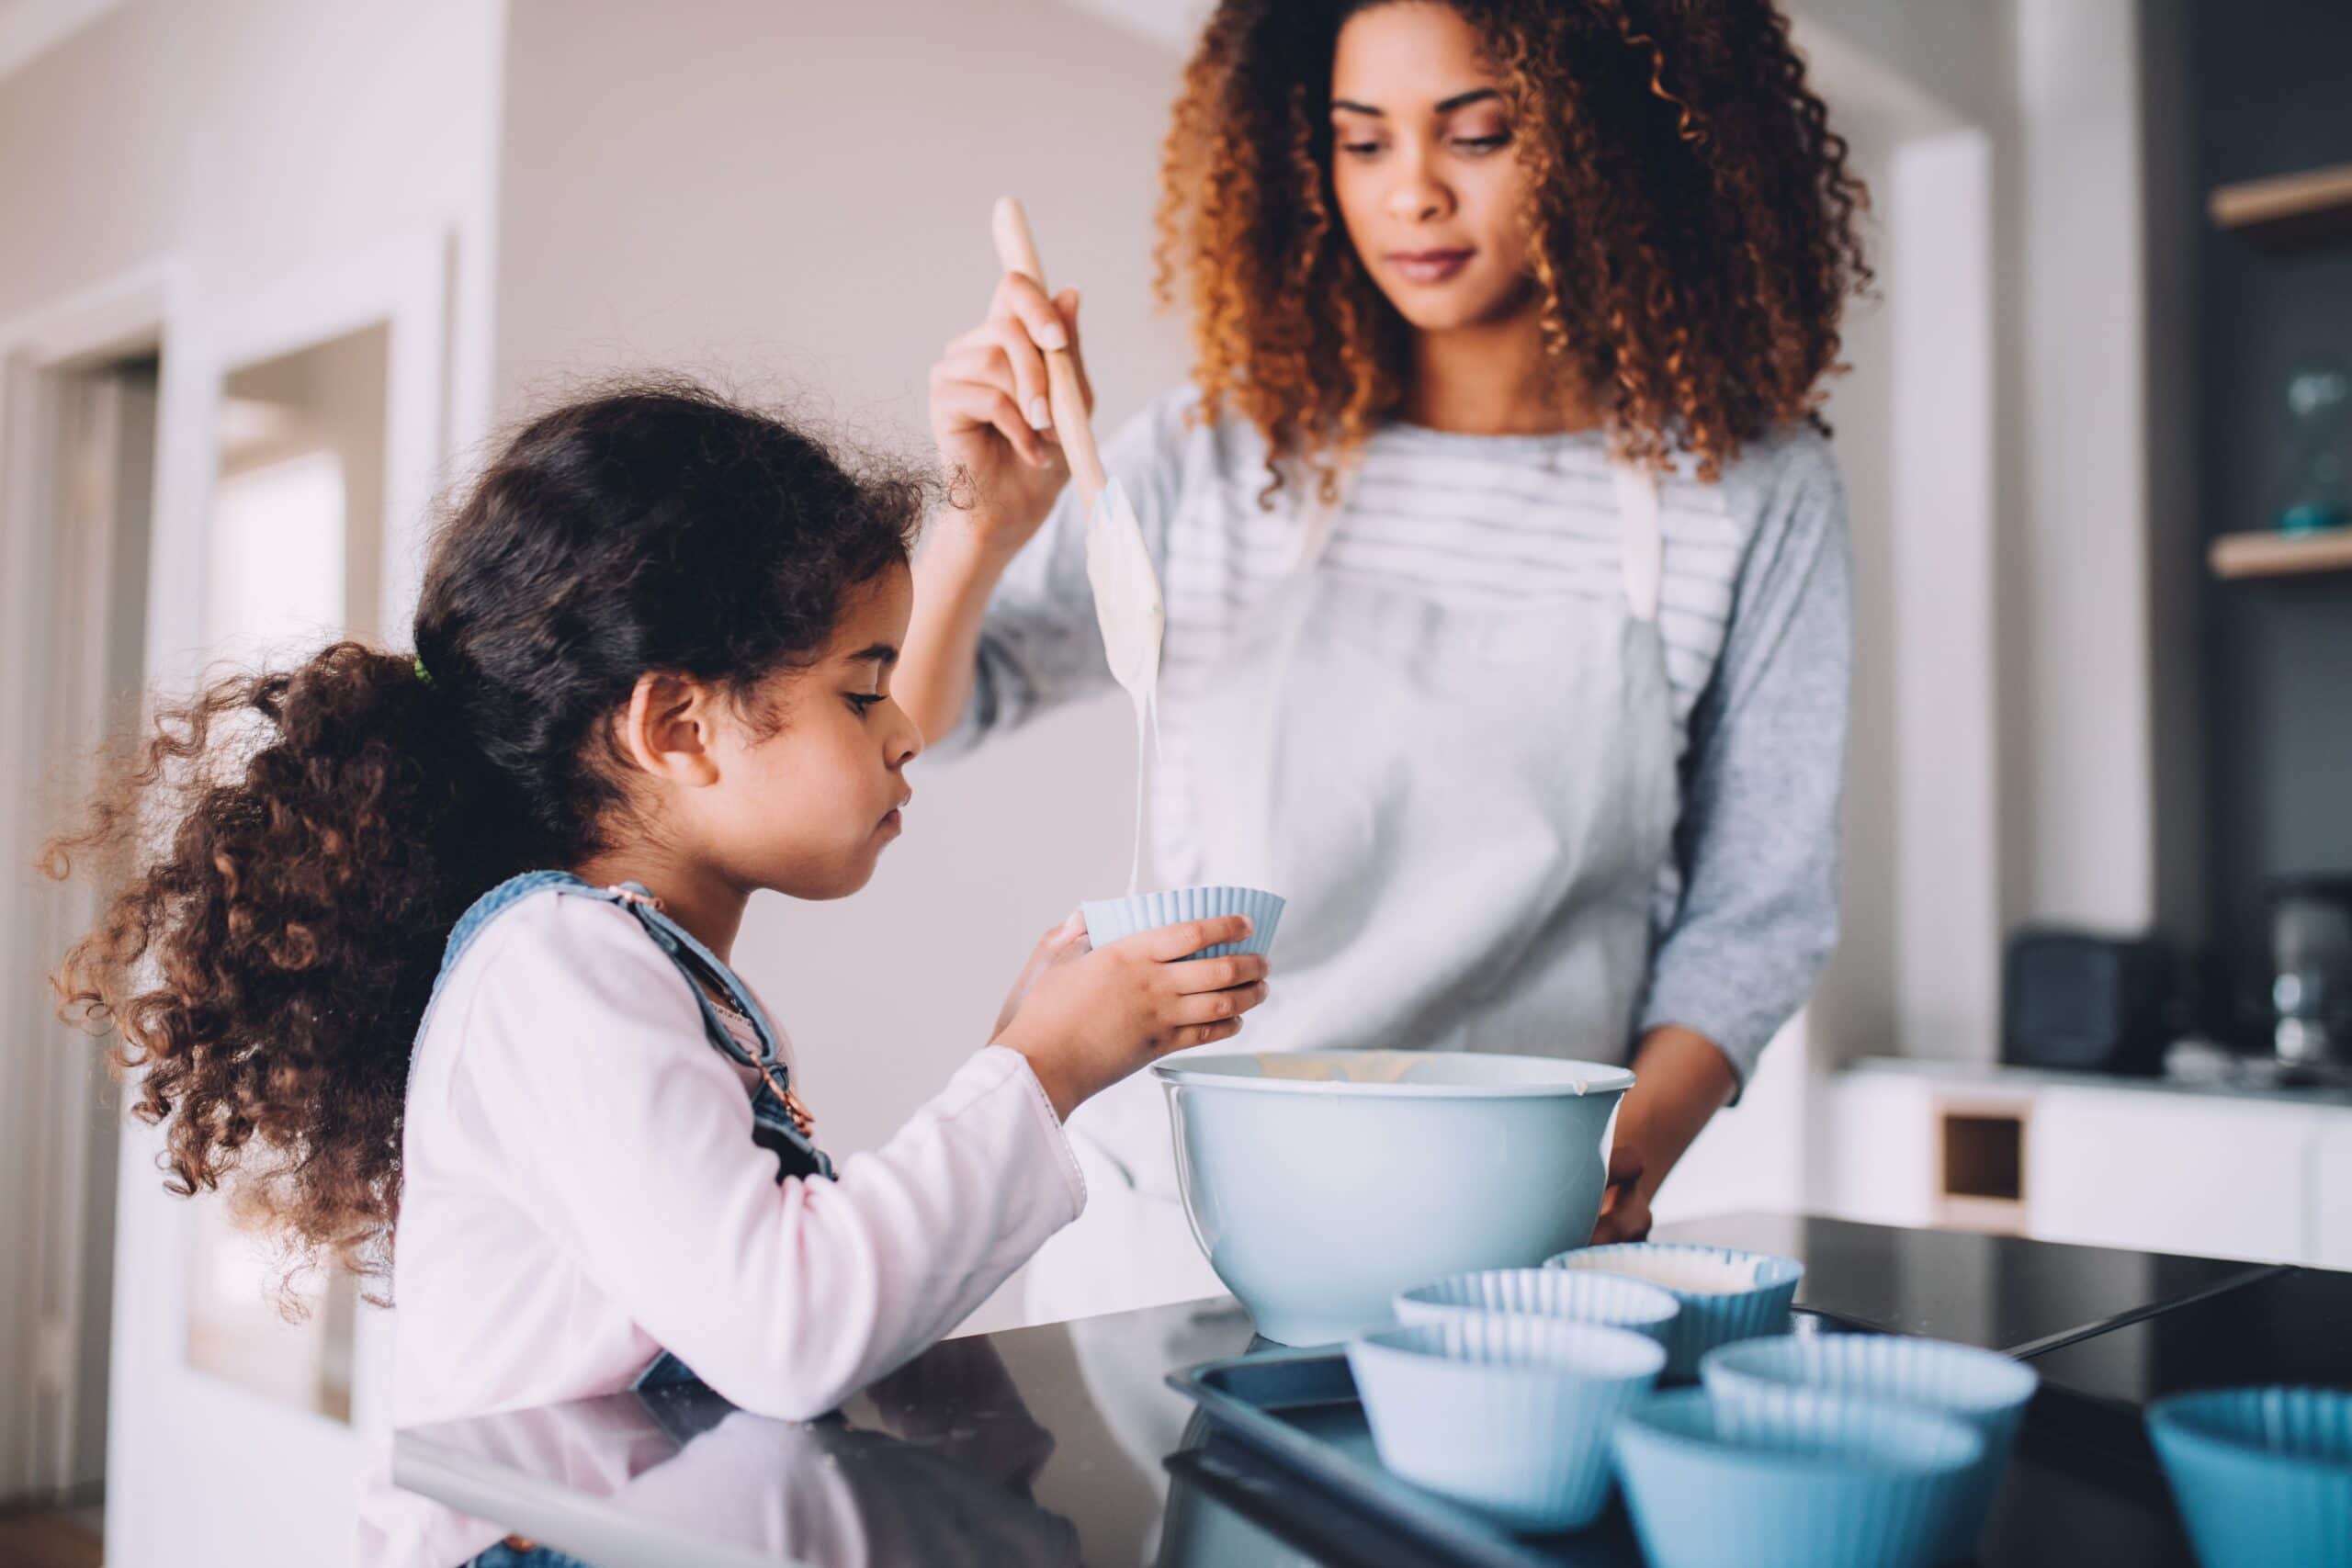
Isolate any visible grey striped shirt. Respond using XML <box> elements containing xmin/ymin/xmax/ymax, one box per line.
<box><xmin>941</xmin><ymin>386</ymin><xmax>1850</xmax><ymax>1084</ymax></box>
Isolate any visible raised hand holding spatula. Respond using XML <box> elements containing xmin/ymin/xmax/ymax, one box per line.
<box><xmin>991</xmin><ymin>196</ymin><xmax>1167</xmax><ymax>897</ymax></box>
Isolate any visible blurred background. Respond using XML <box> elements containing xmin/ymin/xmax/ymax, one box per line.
<box><xmin>0</xmin><ymin>1</ymin><xmax>2346</xmax><ymax>1563</ymax></box>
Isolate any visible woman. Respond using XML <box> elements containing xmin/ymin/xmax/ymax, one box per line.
<box><xmin>901</xmin><ymin>0</ymin><xmax>1867</xmax><ymax>1325</ymax></box>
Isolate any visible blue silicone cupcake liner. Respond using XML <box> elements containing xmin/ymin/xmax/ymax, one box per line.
<box><xmin>1394</xmin><ymin>1268</ymin><xmax>1681</xmax><ymax>1355</ymax></box>
<box><xmin>1613</xmin><ymin>1387</ymin><xmax>1982</xmax><ymax>1568</ymax></box>
<box><xmin>1348</xmin><ymin>1315</ymin><xmax>1667</xmax><ymax>1534</ymax></box>
<box><xmin>1080</xmin><ymin>886</ymin><xmax>1285</xmax><ymax>961</ymax></box>
<box><xmin>1546</xmin><ymin>1242</ymin><xmax>1804</xmax><ymax>1379</ymax></box>
<box><xmin>1700</xmin><ymin>1333</ymin><xmax>2035</xmax><ymax>1562</ymax></box>
<box><xmin>2147</xmin><ymin>1386</ymin><xmax>2352</xmax><ymax>1568</ymax></box>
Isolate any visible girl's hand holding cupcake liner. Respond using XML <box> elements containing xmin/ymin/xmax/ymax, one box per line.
<box><xmin>992</xmin><ymin>913</ymin><xmax>1268</xmax><ymax>1121</ymax></box>
<box><xmin>992</xmin><ymin>912</ymin><xmax>1092</xmax><ymax>1039</ymax></box>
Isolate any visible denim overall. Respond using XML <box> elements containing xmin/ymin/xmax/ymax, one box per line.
<box><xmin>437</xmin><ymin>872</ymin><xmax>831</xmax><ymax>1568</ymax></box>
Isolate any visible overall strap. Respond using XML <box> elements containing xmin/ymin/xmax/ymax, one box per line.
<box><xmin>595</xmin><ymin>882</ymin><xmax>832</xmax><ymax>1179</ymax></box>
<box><xmin>429</xmin><ymin>871</ymin><xmax>831</xmax><ymax>1179</ymax></box>
<box><xmin>435</xmin><ymin>869</ymin><xmax>597</xmax><ymax>983</ymax></box>
<box><xmin>605</xmin><ymin>885</ymin><xmax>786</xmax><ymax>1074</ymax></box>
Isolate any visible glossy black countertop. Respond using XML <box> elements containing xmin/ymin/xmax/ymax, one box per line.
<box><xmin>393</xmin><ymin>1213</ymin><xmax>2352</xmax><ymax>1567</ymax></box>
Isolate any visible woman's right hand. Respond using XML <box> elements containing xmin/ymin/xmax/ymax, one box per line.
<box><xmin>928</xmin><ymin>272</ymin><xmax>1093</xmax><ymax>558</ymax></box>
<box><xmin>992</xmin><ymin>915</ymin><xmax>1270</xmax><ymax>1121</ymax></box>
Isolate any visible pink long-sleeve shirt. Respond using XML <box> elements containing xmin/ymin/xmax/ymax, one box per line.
<box><xmin>364</xmin><ymin>887</ymin><xmax>1085</xmax><ymax>1563</ymax></box>
<box><xmin>394</xmin><ymin>887</ymin><xmax>1087</xmax><ymax>1420</ymax></box>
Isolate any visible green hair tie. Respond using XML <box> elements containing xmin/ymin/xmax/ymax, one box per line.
<box><xmin>413</xmin><ymin>657</ymin><xmax>436</xmax><ymax>690</ymax></box>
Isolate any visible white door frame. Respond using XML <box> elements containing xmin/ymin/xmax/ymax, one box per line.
<box><xmin>2</xmin><ymin>231</ymin><xmax>453</xmax><ymax>1567</ymax></box>
<box><xmin>0</xmin><ymin>259</ymin><xmax>184</xmax><ymax>1504</ymax></box>
<box><xmin>157</xmin><ymin>229</ymin><xmax>451</xmax><ymax>664</ymax></box>
<box><xmin>113</xmin><ymin>231</ymin><xmax>451</xmax><ymax>1568</ymax></box>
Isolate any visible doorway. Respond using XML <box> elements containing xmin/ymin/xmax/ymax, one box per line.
<box><xmin>0</xmin><ymin>340</ymin><xmax>161</xmax><ymax>1565</ymax></box>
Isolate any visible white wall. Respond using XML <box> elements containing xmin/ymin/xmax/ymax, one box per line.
<box><xmin>2002</xmin><ymin>0</ymin><xmax>2165</xmax><ymax>936</ymax></box>
<box><xmin>1795</xmin><ymin>0</ymin><xmax>2187</xmax><ymax>1069</ymax></box>
<box><xmin>0</xmin><ymin>3</ymin><xmax>504</xmax><ymax>1562</ymax></box>
<box><xmin>1785</xmin><ymin>3</ymin><xmax>2007</xmax><ymax>1073</ymax></box>
<box><xmin>491</xmin><ymin>0</ymin><xmax>1190</xmax><ymax>1332</ymax></box>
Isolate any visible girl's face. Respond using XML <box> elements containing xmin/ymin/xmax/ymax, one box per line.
<box><xmin>700</xmin><ymin>563</ymin><xmax>922</xmax><ymax>901</ymax></box>
<box><xmin>1329</xmin><ymin>2</ymin><xmax>1538</xmax><ymax>336</ymax></box>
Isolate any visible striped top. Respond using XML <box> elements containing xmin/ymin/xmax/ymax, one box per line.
<box><xmin>942</xmin><ymin>386</ymin><xmax>1850</xmax><ymax>1082</ymax></box>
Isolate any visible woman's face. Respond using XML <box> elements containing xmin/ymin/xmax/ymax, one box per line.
<box><xmin>1329</xmin><ymin>2</ymin><xmax>1538</xmax><ymax>335</ymax></box>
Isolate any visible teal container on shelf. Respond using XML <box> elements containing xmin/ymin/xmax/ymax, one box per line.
<box><xmin>1348</xmin><ymin>1315</ymin><xmax>1667</xmax><ymax>1534</ymax></box>
<box><xmin>1080</xmin><ymin>885</ymin><xmax>1285</xmax><ymax>959</ymax></box>
<box><xmin>1545</xmin><ymin>1241</ymin><xmax>1804</xmax><ymax>1378</ymax></box>
<box><xmin>2147</xmin><ymin>1386</ymin><xmax>2352</xmax><ymax>1568</ymax></box>
<box><xmin>1613</xmin><ymin>1387</ymin><xmax>1983</xmax><ymax>1568</ymax></box>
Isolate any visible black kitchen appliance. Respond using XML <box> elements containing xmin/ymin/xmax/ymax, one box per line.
<box><xmin>2269</xmin><ymin>875</ymin><xmax>2352</xmax><ymax>1077</ymax></box>
<box><xmin>2003</xmin><ymin>928</ymin><xmax>2175</xmax><ymax>1075</ymax></box>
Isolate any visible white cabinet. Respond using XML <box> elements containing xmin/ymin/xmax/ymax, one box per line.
<box><xmin>2314</xmin><ymin>1118</ymin><xmax>2352</xmax><ymax>1269</ymax></box>
<box><xmin>1816</xmin><ymin>1072</ymin><xmax>1951</xmax><ymax>1229</ymax></box>
<box><xmin>2024</xmin><ymin>1089</ymin><xmax>2313</xmax><ymax>1264</ymax></box>
<box><xmin>1821</xmin><ymin>1064</ymin><xmax>2352</xmax><ymax>1268</ymax></box>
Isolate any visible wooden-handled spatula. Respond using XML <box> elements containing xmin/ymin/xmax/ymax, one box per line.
<box><xmin>992</xmin><ymin>196</ymin><xmax>1166</xmax><ymax>893</ymax></box>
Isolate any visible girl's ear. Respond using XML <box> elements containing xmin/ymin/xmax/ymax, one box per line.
<box><xmin>616</xmin><ymin>671</ymin><xmax>722</xmax><ymax>787</ymax></box>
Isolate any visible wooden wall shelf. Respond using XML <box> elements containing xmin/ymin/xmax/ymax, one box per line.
<box><xmin>2210</xmin><ymin>528</ymin><xmax>2352</xmax><ymax>580</ymax></box>
<box><xmin>2210</xmin><ymin>161</ymin><xmax>2352</xmax><ymax>245</ymax></box>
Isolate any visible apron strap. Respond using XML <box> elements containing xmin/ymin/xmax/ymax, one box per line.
<box><xmin>1285</xmin><ymin>459</ymin><xmax>1357</xmax><ymax>577</ymax></box>
<box><xmin>1611</xmin><ymin>461</ymin><xmax>1664</xmax><ymax>624</ymax></box>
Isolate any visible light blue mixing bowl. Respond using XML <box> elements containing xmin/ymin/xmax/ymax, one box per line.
<box><xmin>1156</xmin><ymin>1051</ymin><xmax>1634</xmax><ymax>1346</ymax></box>
<box><xmin>1349</xmin><ymin>1315</ymin><xmax>1667</xmax><ymax>1533</ymax></box>
<box><xmin>2147</xmin><ymin>1386</ymin><xmax>2352</xmax><ymax>1568</ymax></box>
<box><xmin>1701</xmin><ymin>1335</ymin><xmax>2033</xmax><ymax>1561</ymax></box>
<box><xmin>1547</xmin><ymin>1242</ymin><xmax>1804</xmax><ymax>1378</ymax></box>
<box><xmin>1613</xmin><ymin>1387</ymin><xmax>1984</xmax><ymax>1568</ymax></box>
<box><xmin>1080</xmin><ymin>885</ymin><xmax>1285</xmax><ymax>960</ymax></box>
<box><xmin>1395</xmin><ymin>1268</ymin><xmax>1681</xmax><ymax>1355</ymax></box>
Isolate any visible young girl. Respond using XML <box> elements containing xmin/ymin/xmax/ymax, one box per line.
<box><xmin>45</xmin><ymin>379</ymin><xmax>1269</xmax><ymax>1566</ymax></box>
<box><xmin>903</xmin><ymin>0</ymin><xmax>1866</xmax><ymax>1325</ymax></box>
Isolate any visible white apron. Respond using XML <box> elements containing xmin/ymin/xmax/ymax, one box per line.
<box><xmin>1026</xmin><ymin>453</ymin><xmax>1680</xmax><ymax>1326</ymax></box>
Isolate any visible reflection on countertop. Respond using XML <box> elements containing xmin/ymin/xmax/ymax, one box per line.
<box><xmin>392</xmin><ymin>1301</ymin><xmax>1273</xmax><ymax>1568</ymax></box>
<box><xmin>394</xmin><ymin>1214</ymin><xmax>2350</xmax><ymax>1568</ymax></box>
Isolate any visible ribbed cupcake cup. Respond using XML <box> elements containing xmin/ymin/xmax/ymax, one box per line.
<box><xmin>1080</xmin><ymin>886</ymin><xmax>1284</xmax><ymax>960</ymax></box>
<box><xmin>2147</xmin><ymin>1386</ymin><xmax>2352</xmax><ymax>1568</ymax></box>
<box><xmin>1347</xmin><ymin>1316</ymin><xmax>1667</xmax><ymax>1534</ymax></box>
<box><xmin>1546</xmin><ymin>1242</ymin><xmax>1804</xmax><ymax>1379</ymax></box>
<box><xmin>1701</xmin><ymin>1333</ymin><xmax>2037</xmax><ymax>1561</ymax></box>
<box><xmin>1613</xmin><ymin>1387</ymin><xmax>1982</xmax><ymax>1568</ymax></box>
<box><xmin>1394</xmin><ymin>1268</ymin><xmax>1682</xmax><ymax>1357</ymax></box>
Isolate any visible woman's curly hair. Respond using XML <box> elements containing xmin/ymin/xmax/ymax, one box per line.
<box><xmin>41</xmin><ymin>378</ymin><xmax>926</xmax><ymax>1297</ymax></box>
<box><xmin>1155</xmin><ymin>0</ymin><xmax>1872</xmax><ymax>489</ymax></box>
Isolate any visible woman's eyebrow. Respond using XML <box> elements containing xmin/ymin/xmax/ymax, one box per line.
<box><xmin>843</xmin><ymin>643</ymin><xmax>899</xmax><ymax>666</ymax></box>
<box><xmin>1330</xmin><ymin>87</ymin><xmax>1500</xmax><ymax>118</ymax></box>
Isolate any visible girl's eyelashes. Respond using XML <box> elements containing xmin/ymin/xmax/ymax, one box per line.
<box><xmin>845</xmin><ymin>693</ymin><xmax>885</xmax><ymax>717</ymax></box>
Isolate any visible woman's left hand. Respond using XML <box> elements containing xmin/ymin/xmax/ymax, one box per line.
<box><xmin>1590</xmin><ymin>1139</ymin><xmax>1652</xmax><ymax>1244</ymax></box>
